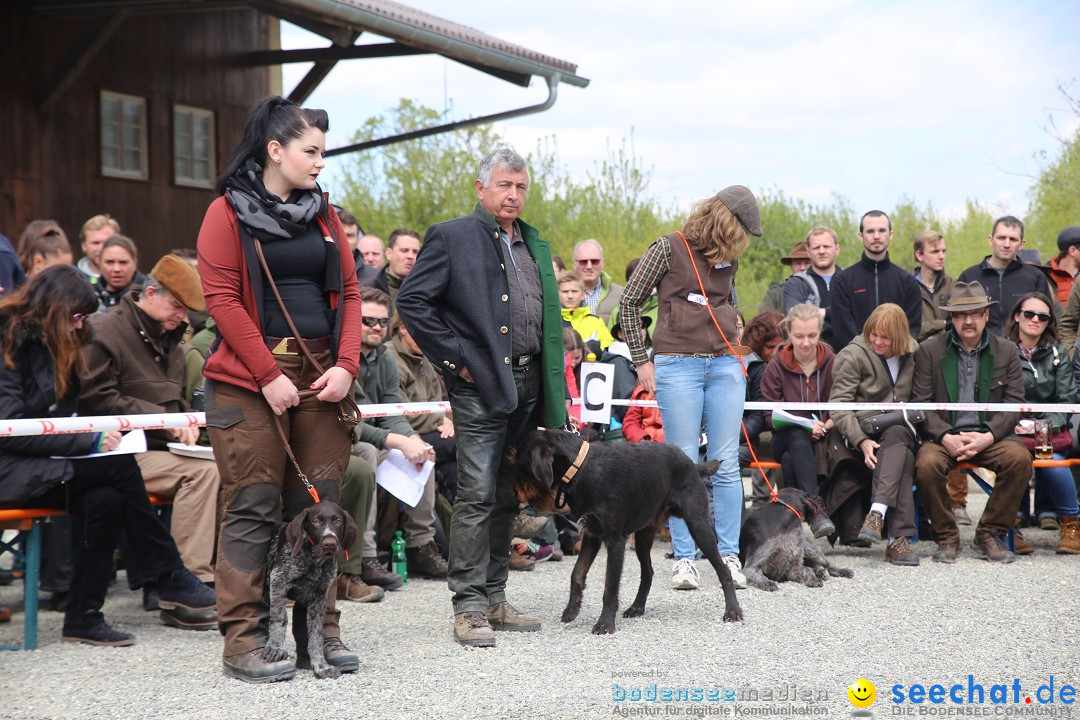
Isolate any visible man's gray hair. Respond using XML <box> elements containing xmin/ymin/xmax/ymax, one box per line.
<box><xmin>573</xmin><ymin>238</ymin><xmax>604</xmax><ymax>260</ymax></box>
<box><xmin>477</xmin><ymin>148</ymin><xmax>529</xmax><ymax>188</ymax></box>
<box><xmin>143</xmin><ymin>274</ymin><xmax>169</xmax><ymax>297</ymax></box>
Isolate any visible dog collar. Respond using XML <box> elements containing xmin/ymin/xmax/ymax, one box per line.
<box><xmin>559</xmin><ymin>440</ymin><xmax>590</xmax><ymax>486</ymax></box>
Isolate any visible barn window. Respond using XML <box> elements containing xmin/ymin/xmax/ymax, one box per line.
<box><xmin>100</xmin><ymin>91</ymin><xmax>148</xmax><ymax>180</ymax></box>
<box><xmin>174</xmin><ymin>105</ymin><xmax>215</xmax><ymax>188</ymax></box>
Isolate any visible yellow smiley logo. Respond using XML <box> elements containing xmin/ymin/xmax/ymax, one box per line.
<box><xmin>848</xmin><ymin>678</ymin><xmax>876</xmax><ymax>708</ymax></box>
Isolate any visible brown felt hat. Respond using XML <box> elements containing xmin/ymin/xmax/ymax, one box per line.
<box><xmin>150</xmin><ymin>254</ymin><xmax>205</xmax><ymax>312</ymax></box>
<box><xmin>939</xmin><ymin>281</ymin><xmax>997</xmax><ymax>313</ymax></box>
<box><xmin>781</xmin><ymin>241</ymin><xmax>810</xmax><ymax>265</ymax></box>
<box><xmin>715</xmin><ymin>185</ymin><xmax>762</xmax><ymax>237</ymax></box>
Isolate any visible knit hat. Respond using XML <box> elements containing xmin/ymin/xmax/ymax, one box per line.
<box><xmin>715</xmin><ymin>185</ymin><xmax>762</xmax><ymax>237</ymax></box>
<box><xmin>149</xmin><ymin>254</ymin><xmax>205</xmax><ymax>311</ymax></box>
<box><xmin>1057</xmin><ymin>226</ymin><xmax>1080</xmax><ymax>252</ymax></box>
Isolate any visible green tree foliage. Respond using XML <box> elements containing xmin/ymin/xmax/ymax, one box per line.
<box><xmin>1027</xmin><ymin>82</ymin><xmax>1080</xmax><ymax>255</ymax></box>
<box><xmin>334</xmin><ymin>101</ymin><xmax>677</xmax><ymax>281</ymax></box>
<box><xmin>335</xmin><ymin>97</ymin><xmax>1072</xmax><ymax>316</ymax></box>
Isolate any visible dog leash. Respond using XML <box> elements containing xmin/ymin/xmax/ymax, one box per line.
<box><xmin>553</xmin><ymin>440</ymin><xmax>590</xmax><ymax>510</ymax></box>
<box><xmin>253</xmin><ymin>238</ymin><xmax>362</xmax><ymax>508</ymax></box>
<box><xmin>676</xmin><ymin>232</ymin><xmax>802</xmax><ymax>521</ymax></box>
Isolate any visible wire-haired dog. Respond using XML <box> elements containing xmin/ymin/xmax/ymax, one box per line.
<box><xmin>739</xmin><ymin>487</ymin><xmax>853</xmax><ymax>591</ymax></box>
<box><xmin>513</xmin><ymin>429</ymin><xmax>743</xmax><ymax>635</ymax></box>
<box><xmin>264</xmin><ymin>501</ymin><xmax>357</xmax><ymax>679</ymax></box>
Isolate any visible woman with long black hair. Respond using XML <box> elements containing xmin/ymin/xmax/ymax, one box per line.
<box><xmin>198</xmin><ymin>96</ymin><xmax>362</xmax><ymax>682</ymax></box>
<box><xmin>0</xmin><ymin>266</ymin><xmax>215</xmax><ymax>645</ymax></box>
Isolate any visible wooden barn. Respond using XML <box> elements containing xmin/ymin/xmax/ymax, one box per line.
<box><xmin>0</xmin><ymin>0</ymin><xmax>587</xmax><ymax>272</ymax></box>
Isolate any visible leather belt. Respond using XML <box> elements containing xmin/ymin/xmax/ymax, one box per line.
<box><xmin>267</xmin><ymin>336</ymin><xmax>332</xmax><ymax>356</ymax></box>
<box><xmin>654</xmin><ymin>347</ymin><xmax>751</xmax><ymax>358</ymax></box>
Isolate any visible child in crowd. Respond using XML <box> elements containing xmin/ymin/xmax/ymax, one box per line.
<box><xmin>559</xmin><ymin>270</ymin><xmax>612</xmax><ymax>355</ymax></box>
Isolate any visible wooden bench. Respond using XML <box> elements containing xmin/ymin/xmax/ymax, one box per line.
<box><xmin>0</xmin><ymin>496</ymin><xmax>171</xmax><ymax>651</ymax></box>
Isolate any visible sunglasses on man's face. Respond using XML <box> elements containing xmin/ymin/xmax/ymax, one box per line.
<box><xmin>1020</xmin><ymin>309</ymin><xmax>1051</xmax><ymax>323</ymax></box>
<box><xmin>576</xmin><ymin>258</ymin><xmax>601</xmax><ymax>266</ymax></box>
<box><xmin>362</xmin><ymin>317</ymin><xmax>390</xmax><ymax>328</ymax></box>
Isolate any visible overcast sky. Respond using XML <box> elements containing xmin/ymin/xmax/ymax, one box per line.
<box><xmin>282</xmin><ymin>0</ymin><xmax>1079</xmax><ymax>221</ymax></box>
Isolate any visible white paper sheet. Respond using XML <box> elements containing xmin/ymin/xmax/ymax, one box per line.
<box><xmin>53</xmin><ymin>429</ymin><xmax>147</xmax><ymax>459</ymax></box>
<box><xmin>375</xmin><ymin>449</ymin><xmax>434</xmax><ymax>508</ymax></box>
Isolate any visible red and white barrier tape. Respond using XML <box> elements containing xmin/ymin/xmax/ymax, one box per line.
<box><xmin>0</xmin><ymin>399</ymin><xmax>1069</xmax><ymax>438</ymax></box>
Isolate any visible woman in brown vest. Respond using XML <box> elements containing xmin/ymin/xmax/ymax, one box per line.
<box><xmin>618</xmin><ymin>185</ymin><xmax>761</xmax><ymax>592</ymax></box>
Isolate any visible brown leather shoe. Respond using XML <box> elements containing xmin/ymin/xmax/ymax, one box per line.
<box><xmin>932</xmin><ymin>542</ymin><xmax>959</xmax><ymax>564</ymax></box>
<box><xmin>512</xmin><ymin>511</ymin><xmax>551</xmax><ymax>538</ymax></box>
<box><xmin>336</xmin><ymin>573</ymin><xmax>385</xmax><ymax>603</ymax></box>
<box><xmin>405</xmin><ymin>540</ymin><xmax>449</xmax><ymax>579</ymax></box>
<box><xmin>486</xmin><ymin>601</ymin><xmax>541</xmax><ymax>632</ymax></box>
<box><xmin>508</xmin><ymin>550</ymin><xmax>535</xmax><ymax>571</ymax></box>
<box><xmin>972</xmin><ymin>532</ymin><xmax>1016</xmax><ymax>563</ymax></box>
<box><xmin>1012</xmin><ymin>529</ymin><xmax>1034</xmax><ymax>556</ymax></box>
<box><xmin>859</xmin><ymin>511</ymin><xmax>884</xmax><ymax>543</ymax></box>
<box><xmin>1056</xmin><ymin>516</ymin><xmax>1080</xmax><ymax>554</ymax></box>
<box><xmin>885</xmin><ymin>536</ymin><xmax>919</xmax><ymax>566</ymax></box>
<box><xmin>223</xmin><ymin>649</ymin><xmax>296</xmax><ymax>683</ymax></box>
<box><xmin>360</xmin><ymin>557</ymin><xmax>404</xmax><ymax>590</ymax></box>
<box><xmin>454</xmin><ymin>611</ymin><xmax>495</xmax><ymax>648</ymax></box>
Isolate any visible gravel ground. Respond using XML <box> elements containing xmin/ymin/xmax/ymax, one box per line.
<box><xmin>2</xmin><ymin>487</ymin><xmax>1078</xmax><ymax>719</ymax></box>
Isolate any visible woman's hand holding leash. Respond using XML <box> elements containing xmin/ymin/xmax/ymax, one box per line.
<box><xmin>262</xmin><ymin>374</ymin><xmax>300</xmax><ymax>416</ymax></box>
<box><xmin>311</xmin><ymin>366</ymin><xmax>353</xmax><ymax>403</ymax></box>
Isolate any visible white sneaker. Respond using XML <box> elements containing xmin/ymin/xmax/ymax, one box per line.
<box><xmin>670</xmin><ymin>558</ymin><xmax>700</xmax><ymax>590</ymax></box>
<box><xmin>722</xmin><ymin>556</ymin><xmax>748</xmax><ymax>590</ymax></box>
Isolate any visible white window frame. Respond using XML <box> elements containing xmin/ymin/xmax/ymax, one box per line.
<box><xmin>173</xmin><ymin>104</ymin><xmax>216</xmax><ymax>189</ymax></box>
<box><xmin>100</xmin><ymin>90</ymin><xmax>148</xmax><ymax>180</ymax></box>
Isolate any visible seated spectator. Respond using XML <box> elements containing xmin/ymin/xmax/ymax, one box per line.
<box><xmin>622</xmin><ymin>383</ymin><xmax>663</xmax><ymax>443</ymax></box>
<box><xmin>828</xmin><ymin>304</ymin><xmax>920</xmax><ymax>564</ymax></box>
<box><xmin>912</xmin><ymin>282</ymin><xmax>1031</xmax><ymax>564</ymax></box>
<box><xmin>20</xmin><ymin>223</ymin><xmax>73</xmax><ymax>278</ymax></box>
<box><xmin>740</xmin><ymin>311</ymin><xmax>783</xmax><ymax>506</ymax></box>
<box><xmin>96</xmin><ymin>235</ymin><xmax>145</xmax><ymax>311</ymax></box>
<box><xmin>0</xmin><ymin>233</ymin><xmax>26</xmax><ymax>296</ymax></box>
<box><xmin>760</xmin><ymin>304</ymin><xmax>835</xmax><ymax>537</ymax></box>
<box><xmin>1006</xmin><ymin>293</ymin><xmax>1080</xmax><ymax>554</ymax></box>
<box><xmin>386</xmin><ymin>311</ymin><xmax>458</xmax><ymax>517</ymax></box>
<box><xmin>342</xmin><ymin>287</ymin><xmax>444</xmax><ymax>602</ymax></box>
<box><xmin>78</xmin><ymin>255</ymin><xmax>221</xmax><ymax>596</ymax></box>
<box><xmin>609</xmin><ymin>257</ymin><xmax>657</xmax><ymax>334</ymax></box>
<box><xmin>559</xmin><ymin>270</ymin><xmax>612</xmax><ymax>355</ymax></box>
<box><xmin>0</xmin><ymin>266</ymin><xmax>215</xmax><ymax>645</ymax></box>
<box><xmin>563</xmin><ymin>326</ymin><xmax>586</xmax><ymax>429</ymax></box>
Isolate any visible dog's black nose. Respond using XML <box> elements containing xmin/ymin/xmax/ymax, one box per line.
<box><xmin>321</xmin><ymin>536</ymin><xmax>339</xmax><ymax>554</ymax></box>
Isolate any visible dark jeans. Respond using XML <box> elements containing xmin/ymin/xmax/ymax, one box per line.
<box><xmin>447</xmin><ymin>364</ymin><xmax>540</xmax><ymax>614</ymax></box>
<box><xmin>772</xmin><ymin>427</ymin><xmax>821</xmax><ymax>498</ymax></box>
<box><xmin>32</xmin><ymin>454</ymin><xmax>181</xmax><ymax>631</ymax></box>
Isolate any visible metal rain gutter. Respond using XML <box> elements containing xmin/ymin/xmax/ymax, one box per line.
<box><xmin>324</xmin><ymin>74</ymin><xmax>559</xmax><ymax>157</ymax></box>
<box><xmin>280</xmin><ymin>0</ymin><xmax>590</xmax><ymax>88</ymax></box>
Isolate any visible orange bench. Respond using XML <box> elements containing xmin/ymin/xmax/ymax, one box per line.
<box><xmin>0</xmin><ymin>497</ymin><xmax>171</xmax><ymax>650</ymax></box>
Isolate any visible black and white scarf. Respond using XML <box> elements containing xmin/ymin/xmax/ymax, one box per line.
<box><xmin>225</xmin><ymin>158</ymin><xmax>326</xmax><ymax>243</ymax></box>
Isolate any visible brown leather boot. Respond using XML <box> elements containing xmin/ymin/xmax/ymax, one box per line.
<box><xmin>1012</xmin><ymin>529</ymin><xmax>1034</xmax><ymax>556</ymax></box>
<box><xmin>1056</xmin><ymin>516</ymin><xmax>1080</xmax><ymax>555</ymax></box>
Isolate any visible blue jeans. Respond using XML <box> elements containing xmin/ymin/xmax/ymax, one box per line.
<box><xmin>654</xmin><ymin>354</ymin><xmax>745</xmax><ymax>558</ymax></box>
<box><xmin>1034</xmin><ymin>453</ymin><xmax>1080</xmax><ymax>517</ymax></box>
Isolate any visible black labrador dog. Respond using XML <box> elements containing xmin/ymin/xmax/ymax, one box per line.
<box><xmin>739</xmin><ymin>487</ymin><xmax>853</xmax><ymax>591</ymax></box>
<box><xmin>514</xmin><ymin>429</ymin><xmax>743</xmax><ymax>635</ymax></box>
<box><xmin>264</xmin><ymin>501</ymin><xmax>357</xmax><ymax>679</ymax></box>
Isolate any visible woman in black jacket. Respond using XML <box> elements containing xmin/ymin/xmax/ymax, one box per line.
<box><xmin>0</xmin><ymin>266</ymin><xmax>214</xmax><ymax>645</ymax></box>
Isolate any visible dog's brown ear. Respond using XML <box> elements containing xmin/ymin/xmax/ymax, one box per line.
<box><xmin>339</xmin><ymin>506</ymin><xmax>358</xmax><ymax>553</ymax></box>
<box><xmin>285</xmin><ymin>508</ymin><xmax>309</xmax><ymax>557</ymax></box>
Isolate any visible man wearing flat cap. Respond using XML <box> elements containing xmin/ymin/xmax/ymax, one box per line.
<box><xmin>79</xmin><ymin>253</ymin><xmax>221</xmax><ymax>591</ymax></box>
<box><xmin>911</xmin><ymin>281</ymin><xmax>1031</xmax><ymax>565</ymax></box>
